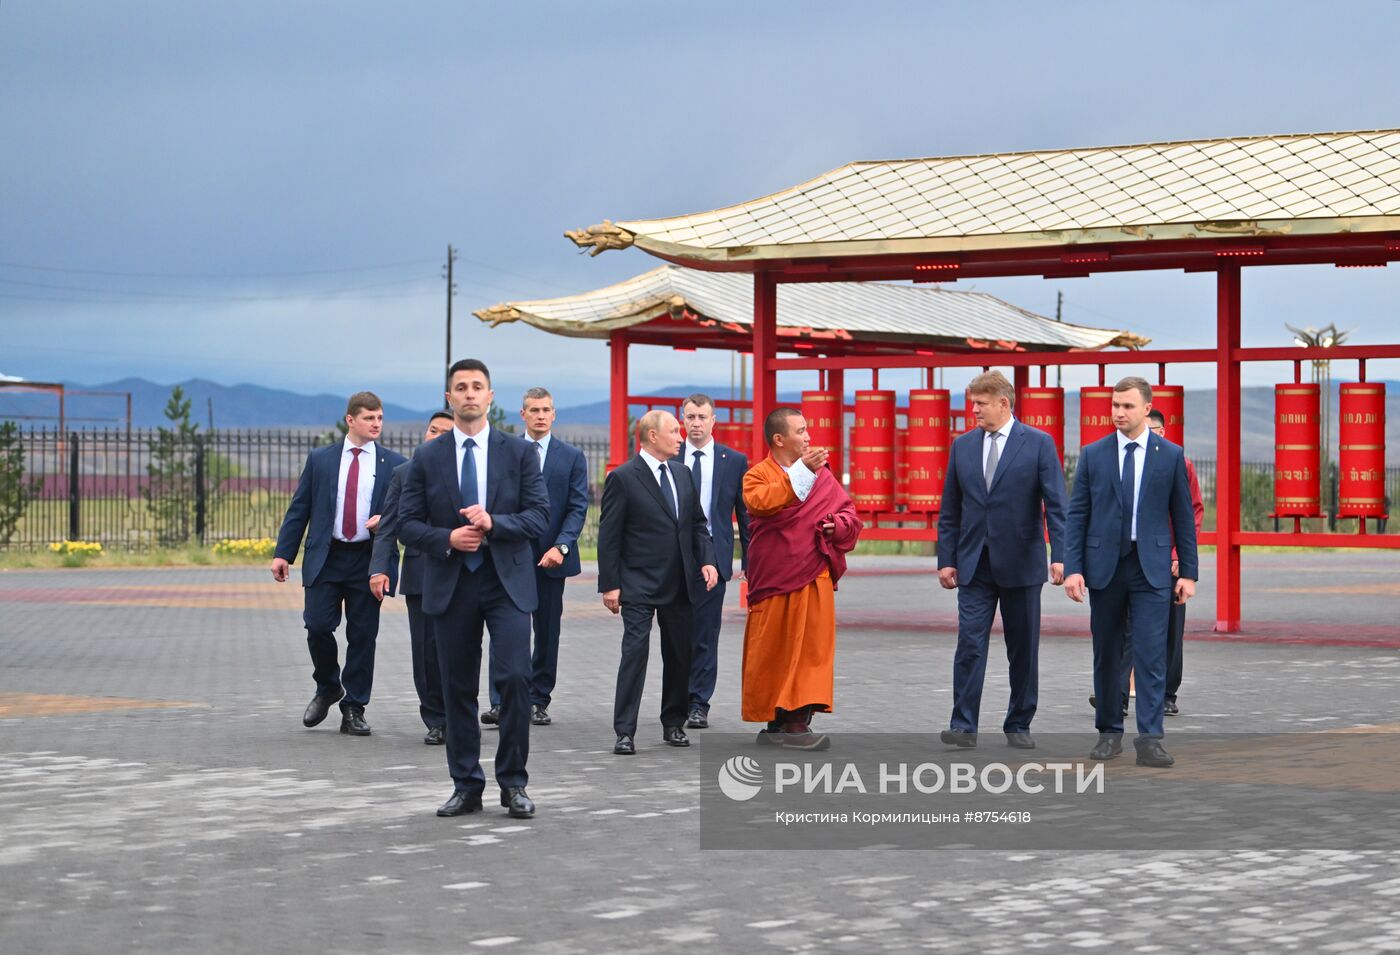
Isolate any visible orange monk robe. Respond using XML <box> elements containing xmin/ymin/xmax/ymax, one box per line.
<box><xmin>740</xmin><ymin>456</ymin><xmax>862</xmax><ymax>723</ymax></box>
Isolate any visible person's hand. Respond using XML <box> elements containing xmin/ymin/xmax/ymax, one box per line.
<box><xmin>819</xmin><ymin>520</ymin><xmax>836</xmax><ymax>539</ymax></box>
<box><xmin>1174</xmin><ymin>577</ymin><xmax>1195</xmax><ymax>605</ymax></box>
<box><xmin>364</xmin><ymin>514</ymin><xmax>381</xmax><ymax>533</ymax></box>
<box><xmin>801</xmin><ymin>446</ymin><xmax>829</xmax><ymax>471</ymax></box>
<box><xmin>938</xmin><ymin>566</ymin><xmax>958</xmax><ymax>590</ymax></box>
<box><xmin>538</xmin><ymin>546</ymin><xmax>564</xmax><ymax>569</ymax></box>
<box><xmin>602</xmin><ymin>589</ymin><xmax>621</xmax><ymax>614</ymax></box>
<box><xmin>1171</xmin><ymin>558</ymin><xmax>1179</xmax><ymax>578</ymax></box>
<box><xmin>449</xmin><ymin>524</ymin><xmax>484</xmax><ymax>552</ymax></box>
<box><xmin>369</xmin><ymin>573</ymin><xmax>389</xmax><ymax>601</ymax></box>
<box><xmin>701</xmin><ymin>565</ymin><xmax>719</xmax><ymax>590</ymax></box>
<box><xmin>463</xmin><ymin>505</ymin><xmax>493</xmax><ymax>533</ymax></box>
<box><xmin>1050</xmin><ymin>562</ymin><xmax>1065</xmax><ymax>586</ymax></box>
<box><xmin>270</xmin><ymin>557</ymin><xmax>290</xmax><ymax>582</ymax></box>
<box><xmin>734</xmin><ymin>569</ymin><xmax>745</xmax><ymax>582</ymax></box>
<box><xmin>1064</xmin><ymin>573</ymin><xmax>1086</xmax><ymax>603</ymax></box>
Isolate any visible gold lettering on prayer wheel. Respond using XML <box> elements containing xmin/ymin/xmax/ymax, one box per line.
<box><xmin>1019</xmin><ymin>387</ymin><xmax>1066</xmax><ymax>463</ymax></box>
<box><xmin>850</xmin><ymin>390</ymin><xmax>896</xmax><ymax>510</ymax></box>
<box><xmin>1338</xmin><ymin>383</ymin><xmax>1387</xmax><ymax>518</ymax></box>
<box><xmin>1274</xmin><ymin>383</ymin><xmax>1322</xmax><ymax>517</ymax></box>
<box><xmin>800</xmin><ymin>390</ymin><xmax>843</xmax><ymax>481</ymax></box>
<box><xmin>906</xmin><ymin>389</ymin><xmax>950</xmax><ymax>513</ymax></box>
<box><xmin>1080</xmin><ymin>387</ymin><xmax>1115</xmax><ymax>446</ymax></box>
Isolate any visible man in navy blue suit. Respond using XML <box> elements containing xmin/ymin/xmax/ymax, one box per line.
<box><xmin>397</xmin><ymin>359</ymin><xmax>550</xmax><ymax>819</ymax></box>
<box><xmin>677</xmin><ymin>393</ymin><xmax>749</xmax><ymax>730</ymax></box>
<box><xmin>1064</xmin><ymin>376</ymin><xmax>1198</xmax><ymax>768</ymax></box>
<box><xmin>368</xmin><ymin>410</ymin><xmax>455</xmax><ymax>745</ymax></box>
<box><xmin>272</xmin><ymin>392</ymin><xmax>407</xmax><ymax>737</ymax></box>
<box><xmin>936</xmin><ymin>371</ymin><xmax>1067</xmax><ymax>750</ymax></box>
<box><xmin>480</xmin><ymin>387</ymin><xmax>589</xmax><ymax>728</ymax></box>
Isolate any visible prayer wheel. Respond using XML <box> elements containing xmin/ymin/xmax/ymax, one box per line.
<box><xmin>1019</xmin><ymin>387</ymin><xmax>1065</xmax><ymax>462</ymax></box>
<box><xmin>906</xmin><ymin>389</ymin><xmax>950</xmax><ymax>513</ymax></box>
<box><xmin>1153</xmin><ymin>384</ymin><xmax>1185</xmax><ymax>446</ymax></box>
<box><xmin>1080</xmin><ymin>386</ymin><xmax>1115</xmax><ymax>446</ymax></box>
<box><xmin>1274</xmin><ymin>384</ymin><xmax>1322</xmax><ymax>517</ymax></box>
<box><xmin>850</xmin><ymin>389</ymin><xmax>895</xmax><ymax>510</ymax></box>
<box><xmin>894</xmin><ymin>423</ymin><xmax>909</xmax><ymax>510</ymax></box>
<box><xmin>713</xmin><ymin>421</ymin><xmax>746</xmax><ymax>451</ymax></box>
<box><xmin>801</xmin><ymin>390</ymin><xmax>843</xmax><ymax>480</ymax></box>
<box><xmin>1338</xmin><ymin>382</ymin><xmax>1387</xmax><ymax>518</ymax></box>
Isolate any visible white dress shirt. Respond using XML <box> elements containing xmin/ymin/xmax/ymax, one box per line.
<box><xmin>638</xmin><ymin>448</ymin><xmax>678</xmax><ymax>518</ymax></box>
<box><xmin>454</xmin><ymin>424</ymin><xmax>489</xmax><ymax>513</ymax></box>
<box><xmin>685</xmin><ymin>438</ymin><xmax>715</xmax><ymax>530</ymax></box>
<box><xmin>334</xmin><ymin>439</ymin><xmax>376</xmax><ymax>542</ymax></box>
<box><xmin>785</xmin><ymin>457</ymin><xmax>817</xmax><ymax>502</ymax></box>
<box><xmin>1116</xmin><ymin>428</ymin><xmax>1150</xmax><ymax>541</ymax></box>
<box><xmin>531</xmin><ymin>431</ymin><xmax>551</xmax><ymax>471</ymax></box>
<box><xmin>981</xmin><ymin>415</ymin><xmax>1016</xmax><ymax>476</ymax></box>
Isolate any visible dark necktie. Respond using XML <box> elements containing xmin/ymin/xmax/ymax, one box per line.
<box><xmin>658</xmin><ymin>463</ymin><xmax>677</xmax><ymax>520</ymax></box>
<box><xmin>1121</xmin><ymin>442</ymin><xmax>1137</xmax><ymax>557</ymax></box>
<box><xmin>534</xmin><ymin>441</ymin><xmax>544</xmax><ymax>471</ymax></box>
<box><xmin>342</xmin><ymin>447</ymin><xmax>362</xmax><ymax>540</ymax></box>
<box><xmin>690</xmin><ymin>449</ymin><xmax>704</xmax><ymax>492</ymax></box>
<box><xmin>461</xmin><ymin>437</ymin><xmax>483</xmax><ymax>571</ymax></box>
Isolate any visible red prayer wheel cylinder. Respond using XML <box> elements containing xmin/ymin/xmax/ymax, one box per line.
<box><xmin>894</xmin><ymin>423</ymin><xmax>909</xmax><ymax>510</ymax></box>
<box><xmin>801</xmin><ymin>390</ymin><xmax>843</xmax><ymax>481</ymax></box>
<box><xmin>1152</xmin><ymin>384</ymin><xmax>1185</xmax><ymax>446</ymax></box>
<box><xmin>906</xmin><ymin>389</ymin><xmax>950</xmax><ymax>513</ymax></box>
<box><xmin>1274</xmin><ymin>383</ymin><xmax>1322</xmax><ymax>517</ymax></box>
<box><xmin>850</xmin><ymin>389</ymin><xmax>895</xmax><ymax>510</ymax></box>
<box><xmin>713</xmin><ymin>421</ymin><xmax>746</xmax><ymax>451</ymax></box>
<box><xmin>1019</xmin><ymin>387</ymin><xmax>1065</xmax><ymax>462</ymax></box>
<box><xmin>1080</xmin><ymin>387</ymin><xmax>1115</xmax><ymax>446</ymax></box>
<box><xmin>1338</xmin><ymin>382</ymin><xmax>1387</xmax><ymax>518</ymax></box>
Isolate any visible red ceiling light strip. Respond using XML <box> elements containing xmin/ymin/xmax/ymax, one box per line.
<box><xmin>1336</xmin><ymin>262</ymin><xmax>1388</xmax><ymax>268</ymax></box>
<box><xmin>1061</xmin><ymin>250</ymin><xmax>1111</xmax><ymax>264</ymax></box>
<box><xmin>1215</xmin><ymin>245</ymin><xmax>1267</xmax><ymax>258</ymax></box>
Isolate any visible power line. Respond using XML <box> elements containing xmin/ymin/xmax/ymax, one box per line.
<box><xmin>0</xmin><ymin>274</ymin><xmax>438</xmax><ymax>303</ymax></box>
<box><xmin>0</xmin><ymin>257</ymin><xmax>439</xmax><ymax>279</ymax></box>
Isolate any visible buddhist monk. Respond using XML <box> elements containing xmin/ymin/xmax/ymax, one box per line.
<box><xmin>741</xmin><ymin>407</ymin><xmax>863</xmax><ymax>750</ymax></box>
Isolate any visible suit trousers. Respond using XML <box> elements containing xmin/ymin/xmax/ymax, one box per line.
<box><xmin>949</xmin><ymin>549</ymin><xmax>1041</xmax><ymax>734</ymax></box>
<box><xmin>405</xmin><ymin>594</ymin><xmax>445</xmax><ymax>730</ymax></box>
<box><xmin>302</xmin><ymin>542</ymin><xmax>380</xmax><ymax>708</ymax></box>
<box><xmin>490</xmin><ymin>571</ymin><xmax>564</xmax><ymax>709</ymax></box>
<box><xmin>1118</xmin><ymin>577</ymin><xmax>1186</xmax><ymax>705</ymax></box>
<box><xmin>1091</xmin><ymin>547</ymin><xmax>1171</xmax><ymax>739</ymax></box>
<box><xmin>687</xmin><ymin>577</ymin><xmax>727</xmax><ymax>714</ymax></box>
<box><xmin>614</xmin><ymin>597</ymin><xmax>694</xmax><ymax>737</ymax></box>
<box><xmin>433</xmin><ymin>554</ymin><xmax>531</xmax><ymax>794</ymax></box>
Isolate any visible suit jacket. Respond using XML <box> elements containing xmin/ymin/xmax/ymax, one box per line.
<box><xmin>368</xmin><ymin>461</ymin><xmax>422</xmax><ymax>597</ymax></box>
<box><xmin>1065</xmin><ymin>431</ymin><xmax>1199</xmax><ymax>591</ymax></box>
<box><xmin>936</xmin><ymin>421</ymin><xmax>1067</xmax><ymax>588</ymax></box>
<box><xmin>597</xmin><ymin>453</ymin><xmax>716</xmax><ymax>605</ymax></box>
<box><xmin>274</xmin><ymin>440</ymin><xmax>406</xmax><ymax>588</ymax></box>
<box><xmin>395</xmin><ymin>429</ymin><xmax>551</xmax><ymax>617</ymax></box>
<box><xmin>690</xmin><ymin>442</ymin><xmax>750</xmax><ymax>582</ymax></box>
<box><xmin>532</xmin><ymin>436</ymin><xmax>590</xmax><ymax>579</ymax></box>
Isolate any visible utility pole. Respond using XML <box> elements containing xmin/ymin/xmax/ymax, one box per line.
<box><xmin>1054</xmin><ymin>290</ymin><xmax>1064</xmax><ymax>388</ymax></box>
<box><xmin>443</xmin><ymin>244</ymin><xmax>458</xmax><ymax>406</ymax></box>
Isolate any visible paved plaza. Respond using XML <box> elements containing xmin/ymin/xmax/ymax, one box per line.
<box><xmin>3</xmin><ymin>552</ymin><xmax>1400</xmax><ymax>952</ymax></box>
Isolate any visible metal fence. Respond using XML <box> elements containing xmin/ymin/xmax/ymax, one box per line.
<box><xmin>2</xmin><ymin>427</ymin><xmax>1395</xmax><ymax>550</ymax></box>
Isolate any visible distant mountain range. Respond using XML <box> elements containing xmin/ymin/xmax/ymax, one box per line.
<box><xmin>2</xmin><ymin>376</ymin><xmax>1395</xmax><ymax>461</ymax></box>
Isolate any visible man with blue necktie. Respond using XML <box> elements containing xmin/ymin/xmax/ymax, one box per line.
<box><xmin>397</xmin><ymin>359</ymin><xmax>550</xmax><ymax>818</ymax></box>
<box><xmin>1064</xmin><ymin>376</ymin><xmax>1198</xmax><ymax>768</ymax></box>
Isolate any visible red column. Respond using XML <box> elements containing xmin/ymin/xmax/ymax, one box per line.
<box><xmin>608</xmin><ymin>330</ymin><xmax>629</xmax><ymax>470</ymax></box>
<box><xmin>1013</xmin><ymin>365</ymin><xmax>1030</xmax><ymax>411</ymax></box>
<box><xmin>752</xmin><ymin>271</ymin><xmax>778</xmax><ymax>462</ymax></box>
<box><xmin>1215</xmin><ymin>266</ymin><xmax>1242</xmax><ymax>632</ymax></box>
<box><xmin>829</xmin><ymin>367</ymin><xmax>845</xmax><ymax>482</ymax></box>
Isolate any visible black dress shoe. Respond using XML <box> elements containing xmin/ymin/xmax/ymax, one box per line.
<box><xmin>1164</xmin><ymin>700</ymin><xmax>1180</xmax><ymax>716</ymax></box>
<box><xmin>531</xmin><ymin>705</ymin><xmax>551</xmax><ymax>726</ymax></box>
<box><xmin>1089</xmin><ymin>735</ymin><xmax>1123</xmax><ymax>760</ymax></box>
<box><xmin>436</xmin><ymin>790</ymin><xmax>484</xmax><ymax>816</ymax></box>
<box><xmin>500</xmin><ymin>786</ymin><xmax>535</xmax><ymax>818</ymax></box>
<box><xmin>423</xmin><ymin>726</ymin><xmax>445</xmax><ymax>745</ymax></box>
<box><xmin>480</xmin><ymin>705</ymin><xmax>500</xmax><ymax>726</ymax></box>
<box><xmin>1135</xmin><ymin>738</ymin><xmax>1175</xmax><ymax>767</ymax></box>
<box><xmin>1005</xmin><ymin>731</ymin><xmax>1035</xmax><ymax>749</ymax></box>
<box><xmin>664</xmin><ymin>727</ymin><xmax>690</xmax><ymax>747</ymax></box>
<box><xmin>686</xmin><ymin>708</ymin><xmax>709</xmax><ymax>729</ymax></box>
<box><xmin>940</xmin><ymin>729</ymin><xmax>977</xmax><ymax>748</ymax></box>
<box><xmin>303</xmin><ymin>688</ymin><xmax>344</xmax><ymax>727</ymax></box>
<box><xmin>339</xmin><ymin>705</ymin><xmax>371</xmax><ymax>736</ymax></box>
<box><xmin>613</xmin><ymin>735</ymin><xmax>635</xmax><ymax>755</ymax></box>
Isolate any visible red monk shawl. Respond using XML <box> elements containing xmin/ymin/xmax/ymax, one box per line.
<box><xmin>746</xmin><ymin>463</ymin><xmax>864</xmax><ymax>606</ymax></box>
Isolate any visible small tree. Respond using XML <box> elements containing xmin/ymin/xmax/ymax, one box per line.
<box><xmin>0</xmin><ymin>421</ymin><xmax>41</xmax><ymax>546</ymax></box>
<box><xmin>144</xmin><ymin>386</ymin><xmax>201</xmax><ymax>545</ymax></box>
<box><xmin>318</xmin><ymin>419</ymin><xmax>349</xmax><ymax>447</ymax></box>
<box><xmin>488</xmin><ymin>403</ymin><xmax>516</xmax><ymax>435</ymax></box>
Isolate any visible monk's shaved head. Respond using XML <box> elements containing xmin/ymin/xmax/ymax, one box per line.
<box><xmin>764</xmin><ymin>407</ymin><xmax>802</xmax><ymax>446</ymax></box>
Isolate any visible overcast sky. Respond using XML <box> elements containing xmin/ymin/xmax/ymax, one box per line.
<box><xmin>3</xmin><ymin>0</ymin><xmax>1398</xmax><ymax>411</ymax></box>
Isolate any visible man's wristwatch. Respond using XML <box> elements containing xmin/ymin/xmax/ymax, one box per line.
<box><xmin>558</xmin><ymin>544</ymin><xmax>570</xmax><ymax>556</ymax></box>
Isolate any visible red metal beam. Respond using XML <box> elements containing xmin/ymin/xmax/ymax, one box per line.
<box><xmin>608</xmin><ymin>331</ymin><xmax>629</xmax><ymax>470</ymax></box>
<box><xmin>1215</xmin><ymin>266</ymin><xmax>1243</xmax><ymax>633</ymax></box>
<box><xmin>752</xmin><ymin>272</ymin><xmax>778</xmax><ymax>462</ymax></box>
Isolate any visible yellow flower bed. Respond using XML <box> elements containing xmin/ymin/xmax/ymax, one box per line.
<box><xmin>49</xmin><ymin>541</ymin><xmax>104</xmax><ymax>556</ymax></box>
<box><xmin>212</xmin><ymin>538</ymin><xmax>277</xmax><ymax>558</ymax></box>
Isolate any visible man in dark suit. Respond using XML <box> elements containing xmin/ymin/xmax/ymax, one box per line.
<box><xmin>936</xmin><ymin>371</ymin><xmax>1067</xmax><ymax>751</ymax></box>
<box><xmin>599</xmin><ymin>409</ymin><xmax>718</xmax><ymax>755</ymax></box>
<box><xmin>271</xmin><ymin>392</ymin><xmax>407</xmax><ymax>736</ymax></box>
<box><xmin>368</xmin><ymin>411</ymin><xmax>455</xmax><ymax>745</ymax></box>
<box><xmin>480</xmin><ymin>387</ymin><xmax>589</xmax><ymax>727</ymax></box>
<box><xmin>1065</xmin><ymin>376</ymin><xmax>1199</xmax><ymax>768</ymax></box>
<box><xmin>396</xmin><ymin>359</ymin><xmax>550</xmax><ymax>818</ymax></box>
<box><xmin>677</xmin><ymin>393</ymin><xmax>749</xmax><ymax>730</ymax></box>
